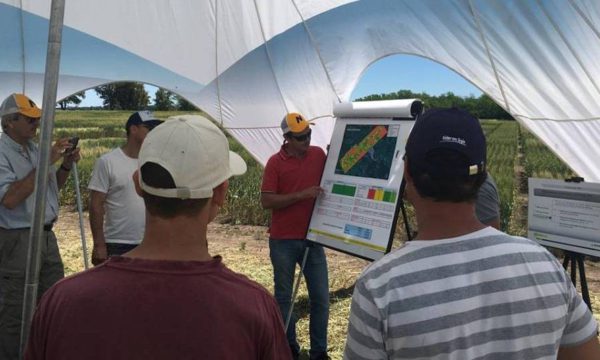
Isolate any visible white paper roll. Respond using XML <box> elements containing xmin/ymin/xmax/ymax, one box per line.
<box><xmin>333</xmin><ymin>99</ymin><xmax>422</xmax><ymax>119</ymax></box>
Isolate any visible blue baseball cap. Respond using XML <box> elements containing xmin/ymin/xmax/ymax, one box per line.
<box><xmin>126</xmin><ymin>111</ymin><xmax>163</xmax><ymax>130</ymax></box>
<box><xmin>405</xmin><ymin>108</ymin><xmax>486</xmax><ymax>177</ymax></box>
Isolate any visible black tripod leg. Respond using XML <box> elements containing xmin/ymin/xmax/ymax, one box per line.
<box><xmin>576</xmin><ymin>255</ymin><xmax>592</xmax><ymax>311</ymax></box>
<box><xmin>562</xmin><ymin>253</ymin><xmax>569</xmax><ymax>269</ymax></box>
<box><xmin>570</xmin><ymin>254</ymin><xmax>577</xmax><ymax>285</ymax></box>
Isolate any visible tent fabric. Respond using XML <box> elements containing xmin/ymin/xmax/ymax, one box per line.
<box><xmin>0</xmin><ymin>0</ymin><xmax>599</xmax><ymax>181</ymax></box>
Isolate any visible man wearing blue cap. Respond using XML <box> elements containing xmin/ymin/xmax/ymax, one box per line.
<box><xmin>88</xmin><ymin>111</ymin><xmax>163</xmax><ymax>265</ymax></box>
<box><xmin>345</xmin><ymin>108</ymin><xmax>599</xmax><ymax>359</ymax></box>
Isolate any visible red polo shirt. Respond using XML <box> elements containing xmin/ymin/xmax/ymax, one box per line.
<box><xmin>261</xmin><ymin>145</ymin><xmax>326</xmax><ymax>239</ymax></box>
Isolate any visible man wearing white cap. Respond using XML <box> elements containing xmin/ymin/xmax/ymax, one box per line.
<box><xmin>261</xmin><ymin>112</ymin><xmax>329</xmax><ymax>360</ymax></box>
<box><xmin>0</xmin><ymin>93</ymin><xmax>80</xmax><ymax>360</ymax></box>
<box><xmin>88</xmin><ymin>111</ymin><xmax>163</xmax><ymax>265</ymax></box>
<box><xmin>25</xmin><ymin>115</ymin><xmax>291</xmax><ymax>359</ymax></box>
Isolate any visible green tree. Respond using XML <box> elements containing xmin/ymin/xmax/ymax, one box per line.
<box><xmin>477</xmin><ymin>95</ymin><xmax>512</xmax><ymax>119</ymax></box>
<box><xmin>95</xmin><ymin>82</ymin><xmax>149</xmax><ymax>110</ymax></box>
<box><xmin>154</xmin><ymin>88</ymin><xmax>175</xmax><ymax>110</ymax></box>
<box><xmin>356</xmin><ymin>89</ymin><xmax>513</xmax><ymax>120</ymax></box>
<box><xmin>175</xmin><ymin>95</ymin><xmax>198</xmax><ymax>111</ymax></box>
<box><xmin>58</xmin><ymin>91</ymin><xmax>86</xmax><ymax>110</ymax></box>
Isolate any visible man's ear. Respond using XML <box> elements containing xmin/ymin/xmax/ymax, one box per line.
<box><xmin>212</xmin><ymin>180</ymin><xmax>229</xmax><ymax>207</ymax></box>
<box><xmin>132</xmin><ymin>170</ymin><xmax>143</xmax><ymax>197</ymax></box>
<box><xmin>403</xmin><ymin>157</ymin><xmax>413</xmax><ymax>184</ymax></box>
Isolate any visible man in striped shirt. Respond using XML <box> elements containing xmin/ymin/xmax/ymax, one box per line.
<box><xmin>344</xmin><ymin>108</ymin><xmax>599</xmax><ymax>360</ymax></box>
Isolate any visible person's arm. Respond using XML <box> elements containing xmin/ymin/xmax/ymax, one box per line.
<box><xmin>260</xmin><ymin>186</ymin><xmax>323</xmax><ymax>210</ymax></box>
<box><xmin>89</xmin><ymin>190</ymin><xmax>108</xmax><ymax>265</ymax></box>
<box><xmin>1</xmin><ymin>139</ymin><xmax>71</xmax><ymax>208</ymax></box>
<box><xmin>261</xmin><ymin>295</ymin><xmax>293</xmax><ymax>360</ymax></box>
<box><xmin>558</xmin><ymin>336</ymin><xmax>600</xmax><ymax>360</ymax></box>
<box><xmin>23</xmin><ymin>291</ymin><xmax>52</xmax><ymax>360</ymax></box>
<box><xmin>556</xmin><ymin>264</ymin><xmax>600</xmax><ymax>359</ymax></box>
<box><xmin>344</xmin><ymin>278</ymin><xmax>387</xmax><ymax>359</ymax></box>
<box><xmin>56</xmin><ymin>147</ymin><xmax>81</xmax><ymax>189</ymax></box>
<box><xmin>1</xmin><ymin>169</ymin><xmax>36</xmax><ymax>209</ymax></box>
<box><xmin>260</xmin><ymin>155</ymin><xmax>323</xmax><ymax>210</ymax></box>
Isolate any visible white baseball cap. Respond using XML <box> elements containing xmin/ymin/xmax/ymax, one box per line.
<box><xmin>138</xmin><ymin>115</ymin><xmax>247</xmax><ymax>199</ymax></box>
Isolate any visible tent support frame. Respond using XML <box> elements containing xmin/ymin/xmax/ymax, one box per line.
<box><xmin>19</xmin><ymin>0</ymin><xmax>65</xmax><ymax>356</ymax></box>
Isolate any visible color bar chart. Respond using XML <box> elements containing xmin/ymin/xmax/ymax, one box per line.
<box><xmin>367</xmin><ymin>188</ymin><xmax>396</xmax><ymax>203</ymax></box>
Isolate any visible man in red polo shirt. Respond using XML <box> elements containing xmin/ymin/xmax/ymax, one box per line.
<box><xmin>261</xmin><ymin>112</ymin><xmax>329</xmax><ymax>360</ymax></box>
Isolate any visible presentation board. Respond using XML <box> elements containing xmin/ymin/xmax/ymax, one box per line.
<box><xmin>528</xmin><ymin>178</ymin><xmax>600</xmax><ymax>257</ymax></box>
<box><xmin>306</xmin><ymin>100</ymin><xmax>421</xmax><ymax>260</ymax></box>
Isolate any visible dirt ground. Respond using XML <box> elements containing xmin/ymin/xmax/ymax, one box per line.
<box><xmin>55</xmin><ymin>208</ymin><xmax>600</xmax><ymax>358</ymax></box>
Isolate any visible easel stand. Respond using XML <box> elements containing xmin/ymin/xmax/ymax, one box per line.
<box><xmin>562</xmin><ymin>251</ymin><xmax>592</xmax><ymax>311</ymax></box>
<box><xmin>285</xmin><ymin>245</ymin><xmax>311</xmax><ymax>332</ymax></box>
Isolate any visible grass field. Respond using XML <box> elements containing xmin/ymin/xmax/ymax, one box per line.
<box><xmin>50</xmin><ymin>110</ymin><xmax>596</xmax><ymax>359</ymax></box>
<box><xmin>54</xmin><ymin>111</ymin><xmax>575</xmax><ymax>233</ymax></box>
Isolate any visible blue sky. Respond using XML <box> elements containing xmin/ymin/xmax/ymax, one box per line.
<box><xmin>80</xmin><ymin>54</ymin><xmax>482</xmax><ymax>107</ymax></box>
<box><xmin>350</xmin><ymin>55</ymin><xmax>482</xmax><ymax>99</ymax></box>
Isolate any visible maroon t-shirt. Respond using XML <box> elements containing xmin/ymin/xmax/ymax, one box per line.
<box><xmin>25</xmin><ymin>256</ymin><xmax>291</xmax><ymax>360</ymax></box>
<box><xmin>261</xmin><ymin>145</ymin><xmax>326</xmax><ymax>239</ymax></box>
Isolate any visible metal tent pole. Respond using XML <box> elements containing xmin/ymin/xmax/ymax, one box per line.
<box><xmin>19</xmin><ymin>0</ymin><xmax>66</xmax><ymax>356</ymax></box>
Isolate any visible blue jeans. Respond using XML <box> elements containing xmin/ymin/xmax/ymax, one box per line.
<box><xmin>269</xmin><ymin>239</ymin><xmax>329</xmax><ymax>356</ymax></box>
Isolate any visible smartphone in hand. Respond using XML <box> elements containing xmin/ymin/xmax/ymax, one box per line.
<box><xmin>67</xmin><ymin>136</ymin><xmax>79</xmax><ymax>153</ymax></box>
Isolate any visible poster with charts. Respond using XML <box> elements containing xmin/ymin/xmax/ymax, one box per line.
<box><xmin>528</xmin><ymin>178</ymin><xmax>600</xmax><ymax>257</ymax></box>
<box><xmin>307</xmin><ymin>118</ymin><xmax>415</xmax><ymax>260</ymax></box>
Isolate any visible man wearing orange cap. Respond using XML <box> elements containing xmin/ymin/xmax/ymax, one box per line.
<box><xmin>261</xmin><ymin>112</ymin><xmax>330</xmax><ymax>360</ymax></box>
<box><xmin>0</xmin><ymin>93</ymin><xmax>80</xmax><ymax>359</ymax></box>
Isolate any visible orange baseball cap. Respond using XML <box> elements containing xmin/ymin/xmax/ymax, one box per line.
<box><xmin>281</xmin><ymin>112</ymin><xmax>312</xmax><ymax>134</ymax></box>
<box><xmin>0</xmin><ymin>93</ymin><xmax>42</xmax><ymax>118</ymax></box>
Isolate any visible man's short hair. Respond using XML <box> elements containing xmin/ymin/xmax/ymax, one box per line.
<box><xmin>407</xmin><ymin>150</ymin><xmax>487</xmax><ymax>202</ymax></box>
<box><xmin>140</xmin><ymin>162</ymin><xmax>209</xmax><ymax>218</ymax></box>
<box><xmin>405</xmin><ymin>108</ymin><xmax>487</xmax><ymax>202</ymax></box>
<box><xmin>137</xmin><ymin>115</ymin><xmax>247</xmax><ymax>218</ymax></box>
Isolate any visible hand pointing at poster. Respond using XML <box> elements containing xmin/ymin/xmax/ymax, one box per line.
<box><xmin>299</xmin><ymin>186</ymin><xmax>324</xmax><ymax>200</ymax></box>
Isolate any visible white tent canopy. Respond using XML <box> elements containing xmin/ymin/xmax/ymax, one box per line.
<box><xmin>1</xmin><ymin>0</ymin><xmax>599</xmax><ymax>181</ymax></box>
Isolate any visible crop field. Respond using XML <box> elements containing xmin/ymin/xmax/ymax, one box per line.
<box><xmin>50</xmin><ymin>111</ymin><xmax>597</xmax><ymax>359</ymax></box>
<box><xmin>55</xmin><ymin>112</ymin><xmax>574</xmax><ymax>232</ymax></box>
<box><xmin>54</xmin><ymin>110</ymin><xmax>272</xmax><ymax>226</ymax></box>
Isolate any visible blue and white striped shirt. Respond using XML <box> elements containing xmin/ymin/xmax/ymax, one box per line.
<box><xmin>345</xmin><ymin>227</ymin><xmax>597</xmax><ymax>360</ymax></box>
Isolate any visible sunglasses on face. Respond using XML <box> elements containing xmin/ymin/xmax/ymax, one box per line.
<box><xmin>18</xmin><ymin>116</ymin><xmax>40</xmax><ymax>124</ymax></box>
<box><xmin>290</xmin><ymin>129</ymin><xmax>312</xmax><ymax>142</ymax></box>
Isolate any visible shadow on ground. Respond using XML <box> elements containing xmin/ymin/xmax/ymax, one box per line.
<box><xmin>292</xmin><ymin>285</ymin><xmax>355</xmax><ymax>320</ymax></box>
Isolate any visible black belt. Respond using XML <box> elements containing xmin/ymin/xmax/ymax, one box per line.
<box><xmin>0</xmin><ymin>220</ymin><xmax>55</xmax><ymax>232</ymax></box>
